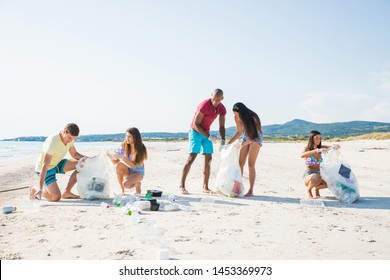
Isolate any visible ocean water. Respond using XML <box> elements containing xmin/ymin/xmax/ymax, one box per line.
<box><xmin>0</xmin><ymin>141</ymin><xmax>119</xmax><ymax>163</ymax></box>
<box><xmin>0</xmin><ymin>140</ymin><xmax>180</xmax><ymax>163</ymax></box>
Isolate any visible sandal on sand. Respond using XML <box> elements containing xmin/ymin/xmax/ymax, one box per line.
<box><xmin>180</xmin><ymin>187</ymin><xmax>189</xmax><ymax>195</ymax></box>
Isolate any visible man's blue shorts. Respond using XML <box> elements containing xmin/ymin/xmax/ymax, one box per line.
<box><xmin>189</xmin><ymin>129</ymin><xmax>213</xmax><ymax>154</ymax></box>
<box><xmin>36</xmin><ymin>159</ymin><xmax>68</xmax><ymax>187</ymax></box>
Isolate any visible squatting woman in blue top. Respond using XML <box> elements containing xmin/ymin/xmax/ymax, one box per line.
<box><xmin>300</xmin><ymin>130</ymin><xmax>332</xmax><ymax>199</ymax></box>
<box><xmin>108</xmin><ymin>127</ymin><xmax>148</xmax><ymax>196</ymax></box>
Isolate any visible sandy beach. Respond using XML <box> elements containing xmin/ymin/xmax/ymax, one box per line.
<box><xmin>1</xmin><ymin>140</ymin><xmax>390</xmax><ymax>260</ymax></box>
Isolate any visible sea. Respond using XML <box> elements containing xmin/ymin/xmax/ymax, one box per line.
<box><xmin>0</xmin><ymin>140</ymin><xmax>179</xmax><ymax>163</ymax></box>
<box><xmin>0</xmin><ymin>141</ymin><xmax>119</xmax><ymax>163</ymax></box>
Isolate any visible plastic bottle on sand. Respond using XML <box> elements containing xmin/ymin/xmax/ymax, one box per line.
<box><xmin>100</xmin><ymin>202</ymin><xmax>110</xmax><ymax>208</ymax></box>
<box><xmin>300</xmin><ymin>198</ymin><xmax>325</xmax><ymax>207</ymax></box>
<box><xmin>121</xmin><ymin>207</ymin><xmax>132</xmax><ymax>215</ymax></box>
<box><xmin>112</xmin><ymin>195</ymin><xmax>122</xmax><ymax>205</ymax></box>
<box><xmin>132</xmin><ymin>212</ymin><xmax>140</xmax><ymax>224</ymax></box>
<box><xmin>163</xmin><ymin>204</ymin><xmax>178</xmax><ymax>211</ymax></box>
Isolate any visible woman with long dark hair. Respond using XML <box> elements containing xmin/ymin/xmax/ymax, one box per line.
<box><xmin>108</xmin><ymin>127</ymin><xmax>147</xmax><ymax>195</ymax></box>
<box><xmin>228</xmin><ymin>102</ymin><xmax>262</xmax><ymax>197</ymax></box>
<box><xmin>300</xmin><ymin>130</ymin><xmax>332</xmax><ymax>198</ymax></box>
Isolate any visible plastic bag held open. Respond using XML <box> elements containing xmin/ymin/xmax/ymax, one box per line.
<box><xmin>76</xmin><ymin>154</ymin><xmax>110</xmax><ymax>200</ymax></box>
<box><xmin>320</xmin><ymin>148</ymin><xmax>359</xmax><ymax>204</ymax></box>
<box><xmin>215</xmin><ymin>141</ymin><xmax>245</xmax><ymax>197</ymax></box>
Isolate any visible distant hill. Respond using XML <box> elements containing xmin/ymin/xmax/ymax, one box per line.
<box><xmin>2</xmin><ymin>119</ymin><xmax>390</xmax><ymax>141</ymax></box>
<box><xmin>260</xmin><ymin>119</ymin><xmax>390</xmax><ymax>138</ymax></box>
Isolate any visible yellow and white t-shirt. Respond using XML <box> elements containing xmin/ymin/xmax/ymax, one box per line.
<box><xmin>35</xmin><ymin>133</ymin><xmax>74</xmax><ymax>172</ymax></box>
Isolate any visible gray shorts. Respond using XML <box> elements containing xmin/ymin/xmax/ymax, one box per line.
<box><xmin>128</xmin><ymin>165</ymin><xmax>145</xmax><ymax>177</ymax></box>
<box><xmin>243</xmin><ymin>135</ymin><xmax>263</xmax><ymax>147</ymax></box>
<box><xmin>303</xmin><ymin>170</ymin><xmax>320</xmax><ymax>182</ymax></box>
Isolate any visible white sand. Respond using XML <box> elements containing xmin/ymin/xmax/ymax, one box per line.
<box><xmin>1</xmin><ymin>140</ymin><xmax>390</xmax><ymax>260</ymax></box>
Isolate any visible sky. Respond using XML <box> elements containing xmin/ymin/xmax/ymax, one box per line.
<box><xmin>1</xmin><ymin>0</ymin><xmax>390</xmax><ymax>139</ymax></box>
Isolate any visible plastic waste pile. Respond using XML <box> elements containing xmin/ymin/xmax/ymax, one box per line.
<box><xmin>100</xmin><ymin>192</ymin><xmax>180</xmax><ymax>260</ymax></box>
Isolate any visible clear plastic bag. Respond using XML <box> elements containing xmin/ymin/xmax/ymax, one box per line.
<box><xmin>76</xmin><ymin>154</ymin><xmax>110</xmax><ymax>200</ymax></box>
<box><xmin>215</xmin><ymin>141</ymin><xmax>244</xmax><ymax>197</ymax></box>
<box><xmin>320</xmin><ymin>149</ymin><xmax>359</xmax><ymax>204</ymax></box>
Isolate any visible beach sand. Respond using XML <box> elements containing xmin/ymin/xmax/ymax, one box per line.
<box><xmin>1</xmin><ymin>140</ymin><xmax>389</xmax><ymax>260</ymax></box>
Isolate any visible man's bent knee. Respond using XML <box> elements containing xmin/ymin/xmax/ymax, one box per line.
<box><xmin>50</xmin><ymin>194</ymin><xmax>62</xmax><ymax>202</ymax></box>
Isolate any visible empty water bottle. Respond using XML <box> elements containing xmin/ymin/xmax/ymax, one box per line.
<box><xmin>123</xmin><ymin>195</ymin><xmax>136</xmax><ymax>205</ymax></box>
<box><xmin>113</xmin><ymin>195</ymin><xmax>127</xmax><ymax>207</ymax></box>
<box><xmin>100</xmin><ymin>202</ymin><xmax>110</xmax><ymax>208</ymax></box>
<box><xmin>121</xmin><ymin>207</ymin><xmax>132</xmax><ymax>215</ymax></box>
<box><xmin>132</xmin><ymin>212</ymin><xmax>140</xmax><ymax>224</ymax></box>
<box><xmin>299</xmin><ymin>198</ymin><xmax>325</xmax><ymax>207</ymax></box>
<box><xmin>112</xmin><ymin>195</ymin><xmax>122</xmax><ymax>205</ymax></box>
<box><xmin>163</xmin><ymin>204</ymin><xmax>179</xmax><ymax>211</ymax></box>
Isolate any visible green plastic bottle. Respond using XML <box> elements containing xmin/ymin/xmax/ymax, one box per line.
<box><xmin>145</xmin><ymin>193</ymin><xmax>152</xmax><ymax>199</ymax></box>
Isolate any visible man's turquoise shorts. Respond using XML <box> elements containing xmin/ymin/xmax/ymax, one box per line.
<box><xmin>36</xmin><ymin>159</ymin><xmax>67</xmax><ymax>187</ymax></box>
<box><xmin>189</xmin><ymin>129</ymin><xmax>213</xmax><ymax>154</ymax></box>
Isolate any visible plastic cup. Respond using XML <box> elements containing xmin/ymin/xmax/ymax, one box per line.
<box><xmin>157</xmin><ymin>247</ymin><xmax>169</xmax><ymax>260</ymax></box>
<box><xmin>163</xmin><ymin>204</ymin><xmax>178</xmax><ymax>211</ymax></box>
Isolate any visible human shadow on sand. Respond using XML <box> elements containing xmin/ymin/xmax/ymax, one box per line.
<box><xmin>38</xmin><ymin>195</ymin><xmax>390</xmax><ymax>210</ymax></box>
<box><xmin>172</xmin><ymin>195</ymin><xmax>248</xmax><ymax>207</ymax></box>
<box><xmin>242</xmin><ymin>195</ymin><xmax>390</xmax><ymax>210</ymax></box>
<box><xmin>322</xmin><ymin>196</ymin><xmax>390</xmax><ymax>210</ymax></box>
<box><xmin>39</xmin><ymin>195</ymin><xmax>249</xmax><ymax>208</ymax></box>
<box><xmin>38</xmin><ymin>199</ymin><xmax>117</xmax><ymax>208</ymax></box>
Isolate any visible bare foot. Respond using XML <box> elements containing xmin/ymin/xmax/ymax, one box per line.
<box><xmin>180</xmin><ymin>186</ymin><xmax>189</xmax><ymax>194</ymax></box>
<box><xmin>29</xmin><ymin>186</ymin><xmax>42</xmax><ymax>200</ymax></box>
<box><xmin>29</xmin><ymin>186</ymin><xmax>36</xmax><ymax>198</ymax></box>
<box><xmin>62</xmin><ymin>191</ymin><xmax>80</xmax><ymax>199</ymax></box>
<box><xmin>134</xmin><ymin>182</ymin><xmax>142</xmax><ymax>195</ymax></box>
<box><xmin>244</xmin><ymin>192</ymin><xmax>253</xmax><ymax>197</ymax></box>
<box><xmin>202</xmin><ymin>188</ymin><xmax>216</xmax><ymax>194</ymax></box>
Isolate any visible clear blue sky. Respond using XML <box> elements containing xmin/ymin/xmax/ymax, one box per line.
<box><xmin>1</xmin><ymin>0</ymin><xmax>389</xmax><ymax>139</ymax></box>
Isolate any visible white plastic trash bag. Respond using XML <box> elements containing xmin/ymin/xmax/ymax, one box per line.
<box><xmin>215</xmin><ymin>141</ymin><xmax>244</xmax><ymax>197</ymax></box>
<box><xmin>76</xmin><ymin>154</ymin><xmax>110</xmax><ymax>200</ymax></box>
<box><xmin>320</xmin><ymin>149</ymin><xmax>359</xmax><ymax>204</ymax></box>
